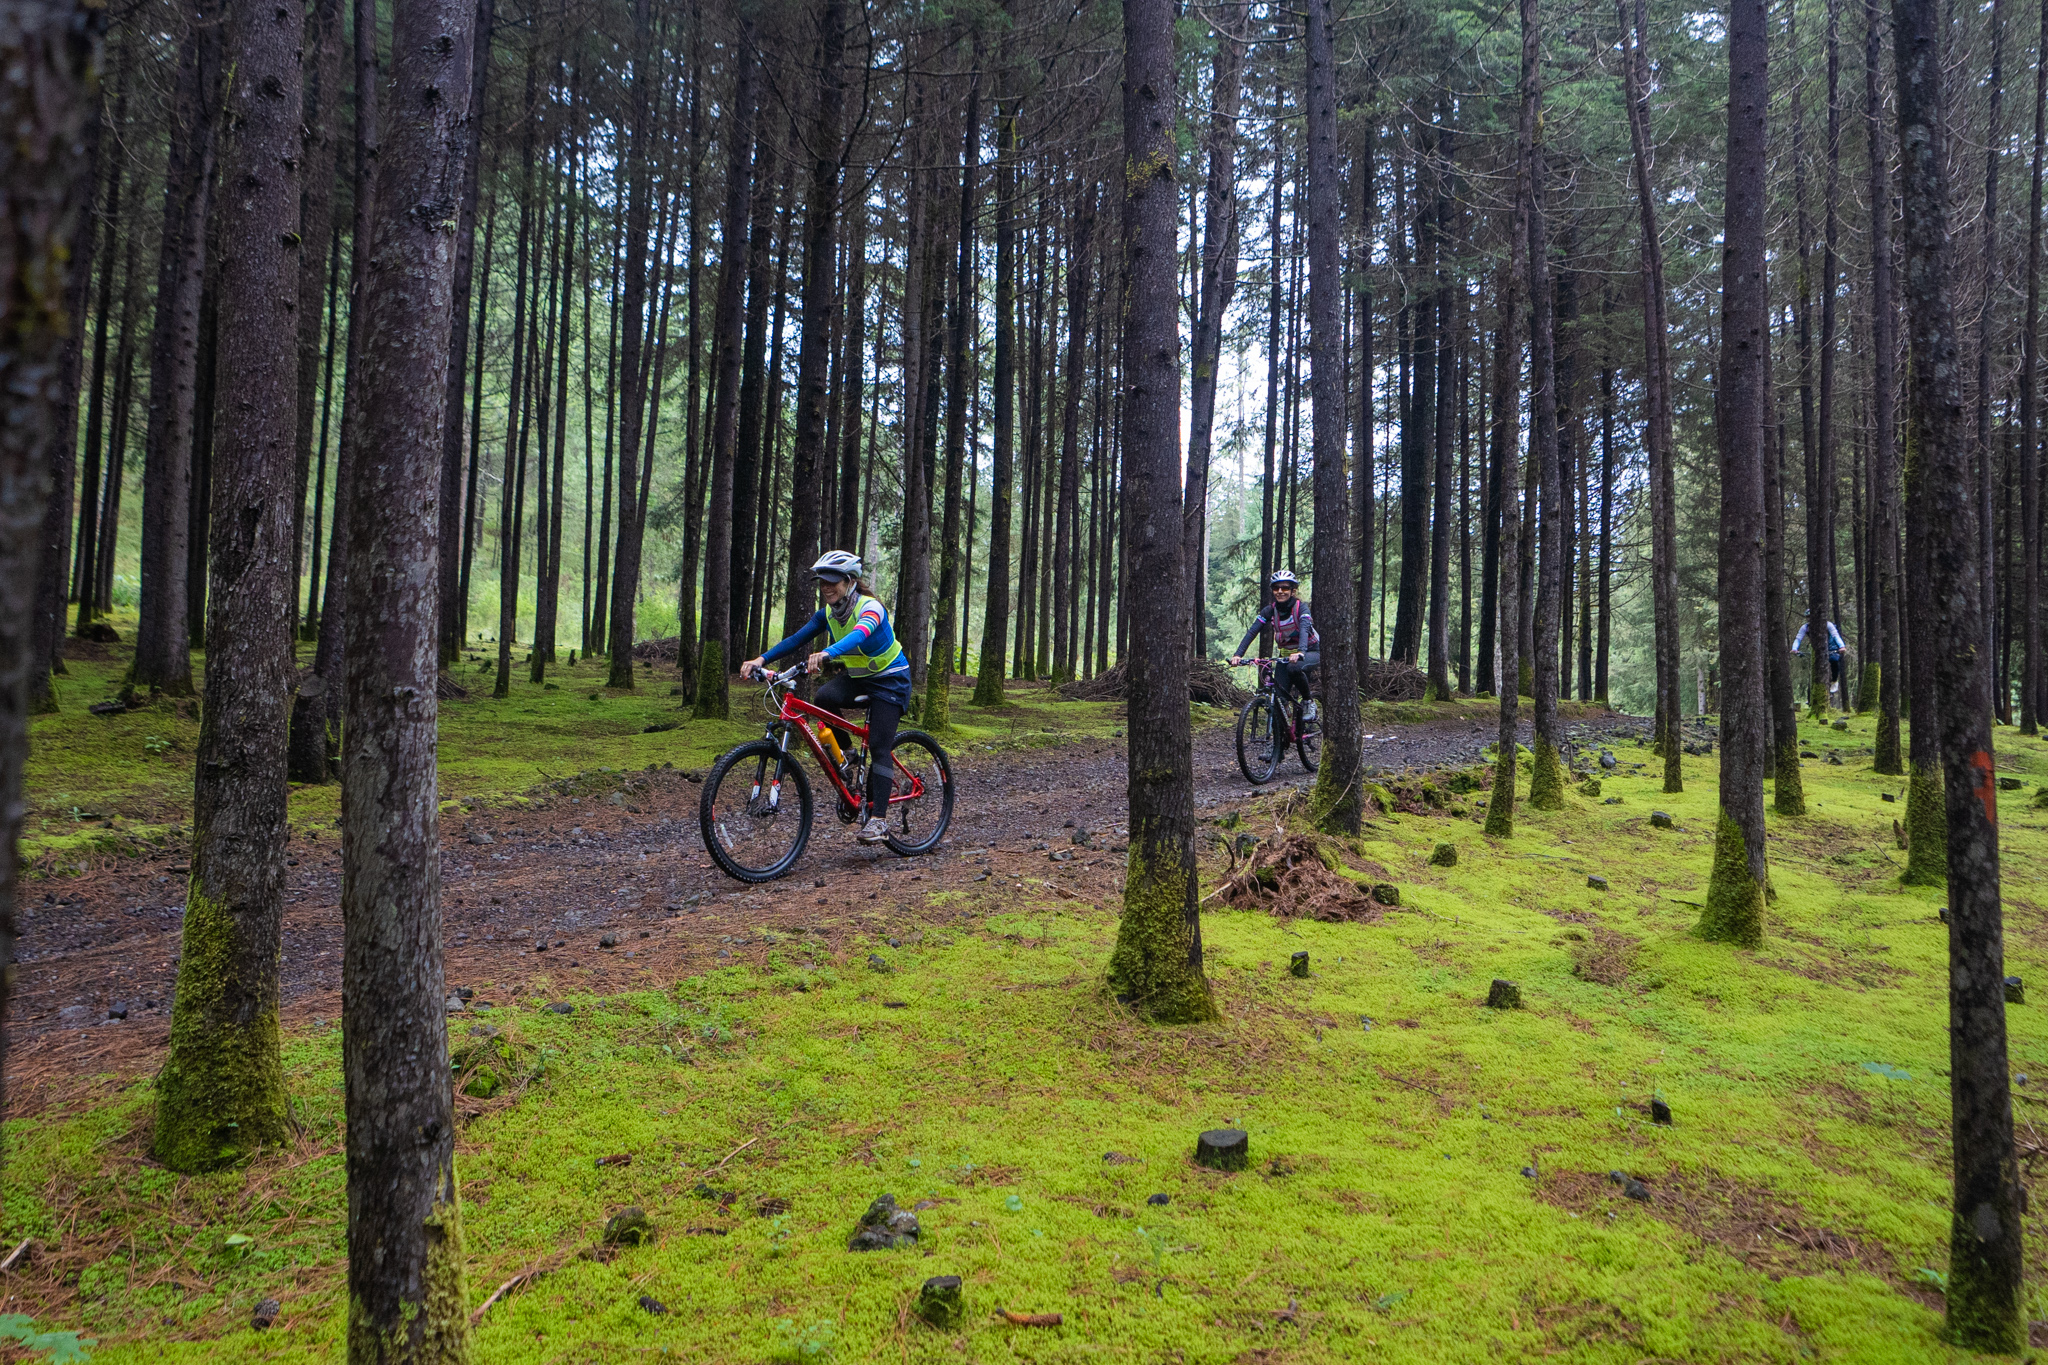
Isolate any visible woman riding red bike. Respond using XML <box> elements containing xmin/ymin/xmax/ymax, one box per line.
<box><xmin>741</xmin><ymin>551</ymin><xmax>912</xmax><ymax>845</ymax></box>
<box><xmin>1227</xmin><ymin>569</ymin><xmax>1319</xmax><ymax>757</ymax></box>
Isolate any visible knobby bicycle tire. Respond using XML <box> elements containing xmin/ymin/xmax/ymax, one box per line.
<box><xmin>1236</xmin><ymin>696</ymin><xmax>1280</xmax><ymax>784</ymax></box>
<box><xmin>699</xmin><ymin>739</ymin><xmax>815</xmax><ymax>882</ymax></box>
<box><xmin>880</xmin><ymin>729</ymin><xmax>954</xmax><ymax>855</ymax></box>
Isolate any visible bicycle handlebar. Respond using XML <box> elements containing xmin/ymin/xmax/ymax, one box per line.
<box><xmin>744</xmin><ymin>659</ymin><xmax>810</xmax><ymax>685</ymax></box>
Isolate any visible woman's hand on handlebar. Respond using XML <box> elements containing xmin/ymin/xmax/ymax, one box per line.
<box><xmin>1227</xmin><ymin>655</ymin><xmax>1244</xmax><ymax>667</ymax></box>
<box><xmin>1290</xmin><ymin>652</ymin><xmax>1304</xmax><ymax>663</ymax></box>
<box><xmin>741</xmin><ymin>655</ymin><xmax>767</xmax><ymax>680</ymax></box>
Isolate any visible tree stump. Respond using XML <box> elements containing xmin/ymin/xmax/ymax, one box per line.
<box><xmin>1194</xmin><ymin>1128</ymin><xmax>1249</xmax><ymax>1171</ymax></box>
<box><xmin>1429</xmin><ymin>843</ymin><xmax>1457</xmax><ymax>867</ymax></box>
<box><xmin>1486</xmin><ymin>979</ymin><xmax>1522</xmax><ymax>1009</ymax></box>
<box><xmin>915</xmin><ymin>1275</ymin><xmax>964</xmax><ymax>1328</ymax></box>
<box><xmin>1289</xmin><ymin>951</ymin><xmax>1309</xmax><ymax>978</ymax></box>
<box><xmin>1370</xmin><ymin>882</ymin><xmax>1401</xmax><ymax>906</ymax></box>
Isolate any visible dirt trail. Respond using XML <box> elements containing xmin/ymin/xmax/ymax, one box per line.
<box><xmin>7</xmin><ymin>705</ymin><xmax>1648</xmax><ymax>1106</ymax></box>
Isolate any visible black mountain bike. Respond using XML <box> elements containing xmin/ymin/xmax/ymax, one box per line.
<box><xmin>1229</xmin><ymin>657</ymin><xmax>1321</xmax><ymax>784</ymax></box>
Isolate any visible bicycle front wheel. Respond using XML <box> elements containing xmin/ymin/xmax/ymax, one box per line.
<box><xmin>1236</xmin><ymin>697</ymin><xmax>1279</xmax><ymax>784</ymax></box>
<box><xmin>1297</xmin><ymin>710</ymin><xmax>1322</xmax><ymax>773</ymax></box>
<box><xmin>699</xmin><ymin>740</ymin><xmax>814</xmax><ymax>882</ymax></box>
<box><xmin>880</xmin><ymin>729</ymin><xmax>954</xmax><ymax>855</ymax></box>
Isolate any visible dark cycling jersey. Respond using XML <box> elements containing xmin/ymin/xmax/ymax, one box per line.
<box><xmin>1234</xmin><ymin>599</ymin><xmax>1319</xmax><ymax>658</ymax></box>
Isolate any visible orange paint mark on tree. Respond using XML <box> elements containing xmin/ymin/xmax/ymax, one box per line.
<box><xmin>1972</xmin><ymin>750</ymin><xmax>1998</xmax><ymax>827</ymax></box>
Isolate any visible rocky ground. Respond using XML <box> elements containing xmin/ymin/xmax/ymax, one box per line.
<box><xmin>6</xmin><ymin>703</ymin><xmax>1650</xmax><ymax>1109</ymax></box>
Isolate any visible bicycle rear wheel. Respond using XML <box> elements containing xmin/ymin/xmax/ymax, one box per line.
<box><xmin>880</xmin><ymin>729</ymin><xmax>953</xmax><ymax>855</ymax></box>
<box><xmin>1236</xmin><ymin>697</ymin><xmax>1280</xmax><ymax>784</ymax></box>
<box><xmin>699</xmin><ymin>740</ymin><xmax>814</xmax><ymax>882</ymax></box>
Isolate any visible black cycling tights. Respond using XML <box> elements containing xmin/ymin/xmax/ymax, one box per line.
<box><xmin>815</xmin><ymin>670</ymin><xmax>900</xmax><ymax>815</ymax></box>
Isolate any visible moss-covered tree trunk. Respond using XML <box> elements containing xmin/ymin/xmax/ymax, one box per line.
<box><xmin>0</xmin><ymin>0</ymin><xmax>101</xmax><ymax>1152</ymax></box>
<box><xmin>153</xmin><ymin>0</ymin><xmax>304</xmax><ymax>1173</ymax></box>
<box><xmin>339</xmin><ymin>0</ymin><xmax>477</xmax><ymax>1354</ymax></box>
<box><xmin>1521</xmin><ymin>0</ymin><xmax>1566</xmax><ymax>813</ymax></box>
<box><xmin>1762</xmin><ymin>344</ymin><xmax>1805</xmax><ymax>817</ymax></box>
<box><xmin>693</xmin><ymin>35</ymin><xmax>756</xmax><ymax>723</ymax></box>
<box><xmin>1486</xmin><ymin>42</ymin><xmax>1534</xmax><ymax>841</ymax></box>
<box><xmin>1892</xmin><ymin>0</ymin><xmax>2025</xmax><ymax>1341</ymax></box>
<box><xmin>1698</xmin><ymin>0</ymin><xmax>1771</xmax><ymax>949</ymax></box>
<box><xmin>1303</xmin><ymin>0</ymin><xmax>1362</xmax><ymax>835</ymax></box>
<box><xmin>1108</xmin><ymin>0</ymin><xmax>1217</xmax><ymax>1025</ymax></box>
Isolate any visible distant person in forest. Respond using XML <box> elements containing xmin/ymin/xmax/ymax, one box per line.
<box><xmin>1228</xmin><ymin>570</ymin><xmax>1320</xmax><ymax>755</ymax></box>
<box><xmin>741</xmin><ymin>552</ymin><xmax>911</xmax><ymax>845</ymax></box>
<box><xmin>1791</xmin><ymin>619</ymin><xmax>1847</xmax><ymax>696</ymax></box>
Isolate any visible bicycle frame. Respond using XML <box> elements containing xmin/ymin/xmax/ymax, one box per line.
<box><xmin>758</xmin><ymin>668</ymin><xmax>927</xmax><ymax>812</ymax></box>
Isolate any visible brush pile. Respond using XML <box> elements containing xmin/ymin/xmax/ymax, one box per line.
<box><xmin>1359</xmin><ymin>659</ymin><xmax>1429</xmax><ymax>702</ymax></box>
<box><xmin>633</xmin><ymin>636</ymin><xmax>681</xmax><ymax>664</ymax></box>
<box><xmin>1060</xmin><ymin>658</ymin><xmax>1250</xmax><ymax>708</ymax></box>
<box><xmin>1213</xmin><ymin>832</ymin><xmax>1385</xmax><ymax>923</ymax></box>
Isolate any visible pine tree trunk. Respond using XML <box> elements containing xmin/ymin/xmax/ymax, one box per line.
<box><xmin>693</xmin><ymin>37</ymin><xmax>755</xmax><ymax>717</ymax></box>
<box><xmin>154</xmin><ymin>0</ymin><xmax>303</xmax><ymax>1171</ymax></box>
<box><xmin>1523</xmin><ymin>0</ymin><xmax>1566</xmax><ymax>812</ymax></box>
<box><xmin>2021</xmin><ymin>0</ymin><xmax>2046</xmax><ymax>735</ymax></box>
<box><xmin>1484</xmin><ymin>193</ymin><xmax>1527</xmax><ymax>837</ymax></box>
<box><xmin>435</xmin><ymin>0</ymin><xmax>493</xmax><ymax>666</ymax></box>
<box><xmin>1304</xmin><ymin>0</ymin><xmax>1362</xmax><ymax>834</ymax></box>
<box><xmin>924</xmin><ymin>61</ymin><xmax>981</xmax><ymax>731</ymax></box>
<box><xmin>1866</xmin><ymin>0</ymin><xmax>1904</xmax><ymax>774</ymax></box>
<box><xmin>974</xmin><ymin>58</ymin><xmax>1017</xmax><ymax>706</ymax></box>
<box><xmin>1108</xmin><ymin>0</ymin><xmax>1214</xmax><ymax>1024</ymax></box>
<box><xmin>1764</xmin><ymin>334</ymin><xmax>1806</xmax><ymax>815</ymax></box>
<box><xmin>1620</xmin><ymin>0</ymin><xmax>1683</xmax><ymax>789</ymax></box>
<box><xmin>0</xmin><ymin>0</ymin><xmax>101</xmax><ymax>1144</ymax></box>
<box><xmin>294</xmin><ymin>0</ymin><xmax>343</xmax><ymax>642</ymax></box>
<box><xmin>1700</xmin><ymin>0</ymin><xmax>1771</xmax><ymax>948</ymax></box>
<box><xmin>1892</xmin><ymin>0</ymin><xmax>2025</xmax><ymax>1340</ymax></box>
<box><xmin>341</xmin><ymin>0</ymin><xmax>477</xmax><ymax>1354</ymax></box>
<box><xmin>130</xmin><ymin>4</ymin><xmax>215</xmax><ymax>697</ymax></box>
<box><xmin>1053</xmin><ymin>188</ymin><xmax>1095</xmax><ymax>686</ymax></box>
<box><xmin>604</xmin><ymin>0</ymin><xmax>656</xmax><ymax>688</ymax></box>
<box><xmin>784</xmin><ymin>0</ymin><xmax>846</xmax><ymax>641</ymax></box>
<box><xmin>1425</xmin><ymin>122</ymin><xmax>1456</xmax><ymax>700</ymax></box>
<box><xmin>491</xmin><ymin>63</ymin><xmax>538</xmax><ymax>701</ymax></box>
<box><xmin>73</xmin><ymin>56</ymin><xmax>125</xmax><ymax>635</ymax></box>
<box><xmin>728</xmin><ymin>128</ymin><xmax>782</xmax><ymax>666</ymax></box>
<box><xmin>1355</xmin><ymin>116</ymin><xmax>1377</xmax><ymax>677</ymax></box>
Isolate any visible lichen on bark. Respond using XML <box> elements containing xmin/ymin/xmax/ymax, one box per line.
<box><xmin>1697</xmin><ymin>809</ymin><xmax>1765</xmax><ymax>947</ymax></box>
<box><xmin>1483</xmin><ymin>747</ymin><xmax>1516</xmax><ymax>837</ymax></box>
<box><xmin>1526</xmin><ymin>737</ymin><xmax>1565</xmax><ymax>810</ymax></box>
<box><xmin>1773</xmin><ymin>738</ymin><xmax>1806</xmax><ymax>815</ymax></box>
<box><xmin>692</xmin><ymin>639</ymin><xmax>727</xmax><ymax>720</ymax></box>
<box><xmin>1902</xmin><ymin>763</ymin><xmax>1946</xmax><ymax>885</ymax></box>
<box><xmin>1107</xmin><ymin>843</ymin><xmax>1218</xmax><ymax>1025</ymax></box>
<box><xmin>152</xmin><ymin>888</ymin><xmax>289</xmax><ymax>1170</ymax></box>
<box><xmin>1856</xmin><ymin>661</ymin><xmax>1880</xmax><ymax>713</ymax></box>
<box><xmin>348</xmin><ymin>1193</ymin><xmax>472</xmax><ymax>1365</ymax></box>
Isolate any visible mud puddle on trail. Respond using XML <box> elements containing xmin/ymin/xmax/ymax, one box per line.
<box><xmin>6</xmin><ymin>705</ymin><xmax>1649</xmax><ymax>1110</ymax></box>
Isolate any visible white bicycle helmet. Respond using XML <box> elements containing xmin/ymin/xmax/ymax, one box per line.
<box><xmin>811</xmin><ymin>550</ymin><xmax>864</xmax><ymax>582</ymax></box>
<box><xmin>1269</xmin><ymin>569</ymin><xmax>1300</xmax><ymax>587</ymax></box>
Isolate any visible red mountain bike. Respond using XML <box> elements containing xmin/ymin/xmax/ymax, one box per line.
<box><xmin>1229</xmin><ymin>657</ymin><xmax>1321</xmax><ymax>784</ymax></box>
<box><xmin>698</xmin><ymin>660</ymin><xmax>954</xmax><ymax>882</ymax></box>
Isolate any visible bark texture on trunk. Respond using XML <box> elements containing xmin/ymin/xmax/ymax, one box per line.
<box><xmin>973</xmin><ymin>59</ymin><xmax>1017</xmax><ymax>706</ymax></box>
<box><xmin>131</xmin><ymin>5</ymin><xmax>215</xmax><ymax>697</ymax></box>
<box><xmin>603</xmin><ymin>0</ymin><xmax>656</xmax><ymax>689</ymax></box>
<box><xmin>693</xmin><ymin>35</ymin><xmax>756</xmax><ymax>719</ymax></box>
<box><xmin>1485</xmin><ymin>87</ymin><xmax>1531</xmax><ymax>839</ymax></box>
<box><xmin>1522</xmin><ymin>0</ymin><xmax>1565</xmax><ymax>812</ymax></box>
<box><xmin>340</xmin><ymin>0</ymin><xmax>477</xmax><ymax>1355</ymax></box>
<box><xmin>153</xmin><ymin>0</ymin><xmax>304</xmax><ymax>1173</ymax></box>
<box><xmin>1891</xmin><ymin>0</ymin><xmax>2025</xmax><ymax>1342</ymax></box>
<box><xmin>1304</xmin><ymin>0</ymin><xmax>1362</xmax><ymax>834</ymax></box>
<box><xmin>0</xmin><ymin>0</ymin><xmax>101</xmax><ymax>1146</ymax></box>
<box><xmin>1107</xmin><ymin>0</ymin><xmax>1215</xmax><ymax>1024</ymax></box>
<box><xmin>436</xmin><ymin>0</ymin><xmax>494</xmax><ymax>665</ymax></box>
<box><xmin>1866</xmin><ymin>0</ymin><xmax>1903</xmax><ymax>774</ymax></box>
<box><xmin>2022</xmin><ymin>0</ymin><xmax>2047</xmax><ymax>735</ymax></box>
<box><xmin>1700</xmin><ymin>0</ymin><xmax>1771</xmax><ymax>949</ymax></box>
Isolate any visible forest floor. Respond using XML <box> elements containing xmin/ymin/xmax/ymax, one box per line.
<box><xmin>7</xmin><ymin>626</ymin><xmax>2048</xmax><ymax>1362</ymax></box>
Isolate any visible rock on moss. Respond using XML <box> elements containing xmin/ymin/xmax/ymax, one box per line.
<box><xmin>603</xmin><ymin>1207</ymin><xmax>655</xmax><ymax>1246</ymax></box>
<box><xmin>1486</xmin><ymin>979</ymin><xmax>1522</xmax><ymax>1009</ymax></box>
<box><xmin>1370</xmin><ymin>882</ymin><xmax>1401</xmax><ymax>907</ymax></box>
<box><xmin>1650</xmin><ymin>811</ymin><xmax>1676</xmax><ymax>830</ymax></box>
<box><xmin>1429</xmin><ymin>843</ymin><xmax>1457</xmax><ymax>868</ymax></box>
<box><xmin>848</xmin><ymin>1194</ymin><xmax>919</xmax><ymax>1251</ymax></box>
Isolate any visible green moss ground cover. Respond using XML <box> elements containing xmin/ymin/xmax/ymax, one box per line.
<box><xmin>13</xmin><ymin>698</ymin><xmax>2048</xmax><ymax>1360</ymax></box>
